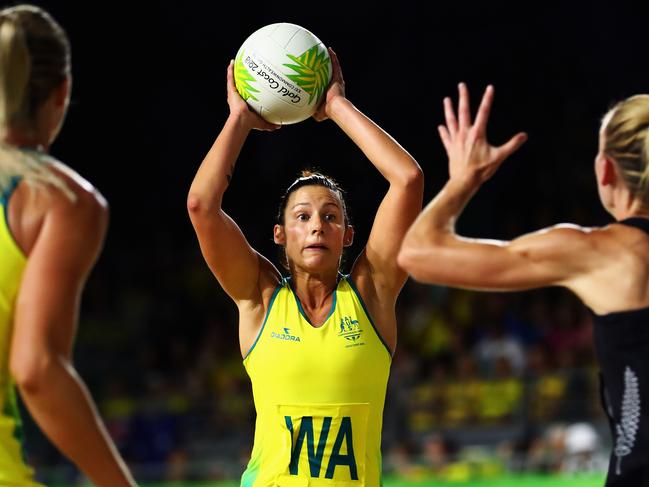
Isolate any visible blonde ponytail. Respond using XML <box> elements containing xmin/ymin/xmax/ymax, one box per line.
<box><xmin>0</xmin><ymin>5</ymin><xmax>73</xmax><ymax>199</ymax></box>
<box><xmin>641</xmin><ymin>129</ymin><xmax>649</xmax><ymax>194</ymax></box>
<box><xmin>604</xmin><ymin>94</ymin><xmax>649</xmax><ymax>207</ymax></box>
<box><xmin>0</xmin><ymin>16</ymin><xmax>30</xmax><ymax>130</ymax></box>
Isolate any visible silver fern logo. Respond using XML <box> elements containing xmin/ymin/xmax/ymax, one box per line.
<box><xmin>614</xmin><ymin>366</ymin><xmax>641</xmax><ymax>475</ymax></box>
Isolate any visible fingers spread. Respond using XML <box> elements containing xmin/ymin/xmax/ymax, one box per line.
<box><xmin>444</xmin><ymin>97</ymin><xmax>458</xmax><ymax>137</ymax></box>
<box><xmin>496</xmin><ymin>132</ymin><xmax>528</xmax><ymax>162</ymax></box>
<box><xmin>457</xmin><ymin>82</ymin><xmax>471</xmax><ymax>131</ymax></box>
<box><xmin>438</xmin><ymin>125</ymin><xmax>451</xmax><ymax>151</ymax></box>
<box><xmin>473</xmin><ymin>85</ymin><xmax>494</xmax><ymax>135</ymax></box>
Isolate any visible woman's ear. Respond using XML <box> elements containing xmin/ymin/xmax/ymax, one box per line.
<box><xmin>274</xmin><ymin>224</ymin><xmax>286</xmax><ymax>245</ymax></box>
<box><xmin>52</xmin><ymin>76</ymin><xmax>71</xmax><ymax>108</ymax></box>
<box><xmin>343</xmin><ymin>225</ymin><xmax>354</xmax><ymax>247</ymax></box>
<box><xmin>599</xmin><ymin>156</ymin><xmax>618</xmax><ymax>186</ymax></box>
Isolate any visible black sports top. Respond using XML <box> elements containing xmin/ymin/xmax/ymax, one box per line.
<box><xmin>592</xmin><ymin>217</ymin><xmax>649</xmax><ymax>486</ymax></box>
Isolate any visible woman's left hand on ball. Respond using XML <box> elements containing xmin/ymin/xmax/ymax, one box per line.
<box><xmin>313</xmin><ymin>48</ymin><xmax>346</xmax><ymax>122</ymax></box>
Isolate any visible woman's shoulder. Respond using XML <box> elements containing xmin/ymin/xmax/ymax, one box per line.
<box><xmin>256</xmin><ymin>257</ymin><xmax>285</xmax><ymax>302</ymax></box>
<box><xmin>520</xmin><ymin>223</ymin><xmax>607</xmax><ymax>255</ymax></box>
<box><xmin>6</xmin><ymin>155</ymin><xmax>108</xmax><ymax>257</ymax></box>
<box><xmin>534</xmin><ymin>223</ymin><xmax>597</xmax><ymax>238</ymax></box>
<box><xmin>540</xmin><ymin>221</ymin><xmax>649</xmax><ymax>281</ymax></box>
<box><xmin>30</xmin><ymin>157</ymin><xmax>109</xmax><ymax>244</ymax></box>
<box><xmin>45</xmin><ymin>157</ymin><xmax>107</xmax><ymax>212</ymax></box>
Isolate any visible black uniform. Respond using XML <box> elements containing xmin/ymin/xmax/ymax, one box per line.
<box><xmin>593</xmin><ymin>217</ymin><xmax>649</xmax><ymax>486</ymax></box>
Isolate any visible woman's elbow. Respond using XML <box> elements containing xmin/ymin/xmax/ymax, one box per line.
<box><xmin>187</xmin><ymin>192</ymin><xmax>203</xmax><ymax>216</ymax></box>
<box><xmin>187</xmin><ymin>194</ymin><xmax>211</xmax><ymax>227</ymax></box>
<box><xmin>10</xmin><ymin>352</ymin><xmax>56</xmax><ymax>395</ymax></box>
<box><xmin>397</xmin><ymin>245</ymin><xmax>422</xmax><ymax>278</ymax></box>
<box><xmin>398</xmin><ymin>243</ymin><xmax>446</xmax><ymax>284</ymax></box>
<box><xmin>402</xmin><ymin>164</ymin><xmax>424</xmax><ymax>192</ymax></box>
<box><xmin>187</xmin><ymin>191</ymin><xmax>222</xmax><ymax>221</ymax></box>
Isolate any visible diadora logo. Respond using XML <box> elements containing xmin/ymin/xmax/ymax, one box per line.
<box><xmin>338</xmin><ymin>316</ymin><xmax>363</xmax><ymax>343</ymax></box>
<box><xmin>271</xmin><ymin>327</ymin><xmax>301</xmax><ymax>342</ymax></box>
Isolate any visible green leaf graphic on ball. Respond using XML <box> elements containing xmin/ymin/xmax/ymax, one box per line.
<box><xmin>234</xmin><ymin>51</ymin><xmax>259</xmax><ymax>102</ymax></box>
<box><xmin>283</xmin><ymin>45</ymin><xmax>331</xmax><ymax>105</ymax></box>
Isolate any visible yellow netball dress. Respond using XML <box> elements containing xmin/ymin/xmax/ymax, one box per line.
<box><xmin>241</xmin><ymin>275</ymin><xmax>392</xmax><ymax>486</ymax></box>
<box><xmin>0</xmin><ymin>178</ymin><xmax>43</xmax><ymax>486</ymax></box>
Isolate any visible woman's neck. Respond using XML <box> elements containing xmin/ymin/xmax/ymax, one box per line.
<box><xmin>289</xmin><ymin>267</ymin><xmax>339</xmax><ymax>310</ymax></box>
<box><xmin>2</xmin><ymin>127</ymin><xmax>48</xmax><ymax>152</ymax></box>
<box><xmin>612</xmin><ymin>195</ymin><xmax>649</xmax><ymax>221</ymax></box>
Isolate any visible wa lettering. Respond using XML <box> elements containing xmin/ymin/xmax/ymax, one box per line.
<box><xmin>284</xmin><ymin>415</ymin><xmax>358</xmax><ymax>480</ymax></box>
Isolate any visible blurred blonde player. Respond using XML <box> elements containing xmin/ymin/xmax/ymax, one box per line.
<box><xmin>0</xmin><ymin>5</ymin><xmax>136</xmax><ymax>486</ymax></box>
<box><xmin>188</xmin><ymin>49</ymin><xmax>423</xmax><ymax>484</ymax></box>
<box><xmin>399</xmin><ymin>84</ymin><xmax>649</xmax><ymax>486</ymax></box>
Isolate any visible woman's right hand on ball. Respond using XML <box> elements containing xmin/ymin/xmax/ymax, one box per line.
<box><xmin>227</xmin><ymin>60</ymin><xmax>280</xmax><ymax>131</ymax></box>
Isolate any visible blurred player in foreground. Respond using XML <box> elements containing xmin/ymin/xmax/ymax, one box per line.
<box><xmin>0</xmin><ymin>5</ymin><xmax>136</xmax><ymax>486</ymax></box>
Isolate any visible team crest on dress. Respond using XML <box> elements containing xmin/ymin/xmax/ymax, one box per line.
<box><xmin>338</xmin><ymin>316</ymin><xmax>364</xmax><ymax>347</ymax></box>
<box><xmin>614</xmin><ymin>366</ymin><xmax>641</xmax><ymax>475</ymax></box>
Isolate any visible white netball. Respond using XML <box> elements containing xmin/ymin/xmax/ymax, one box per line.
<box><xmin>233</xmin><ymin>23</ymin><xmax>332</xmax><ymax>125</ymax></box>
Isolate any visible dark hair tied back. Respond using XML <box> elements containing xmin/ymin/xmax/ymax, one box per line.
<box><xmin>276</xmin><ymin>170</ymin><xmax>349</xmax><ymax>226</ymax></box>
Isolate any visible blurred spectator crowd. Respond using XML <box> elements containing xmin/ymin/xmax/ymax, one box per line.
<box><xmin>22</xmin><ymin>253</ymin><xmax>610</xmax><ymax>483</ymax></box>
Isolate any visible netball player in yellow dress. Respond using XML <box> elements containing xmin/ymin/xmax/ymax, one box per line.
<box><xmin>188</xmin><ymin>50</ymin><xmax>423</xmax><ymax>485</ymax></box>
<box><xmin>0</xmin><ymin>5</ymin><xmax>135</xmax><ymax>486</ymax></box>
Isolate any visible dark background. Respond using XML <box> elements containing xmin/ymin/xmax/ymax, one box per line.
<box><xmin>13</xmin><ymin>0</ymin><xmax>649</xmax><ymax>480</ymax></box>
<box><xmin>35</xmin><ymin>0</ymin><xmax>649</xmax><ymax>284</ymax></box>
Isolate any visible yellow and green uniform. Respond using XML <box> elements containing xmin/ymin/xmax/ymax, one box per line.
<box><xmin>242</xmin><ymin>276</ymin><xmax>392</xmax><ymax>486</ymax></box>
<box><xmin>0</xmin><ymin>178</ymin><xmax>42</xmax><ymax>486</ymax></box>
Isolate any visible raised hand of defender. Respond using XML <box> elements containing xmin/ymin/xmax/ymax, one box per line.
<box><xmin>226</xmin><ymin>60</ymin><xmax>279</xmax><ymax>131</ymax></box>
<box><xmin>439</xmin><ymin>83</ymin><xmax>527</xmax><ymax>185</ymax></box>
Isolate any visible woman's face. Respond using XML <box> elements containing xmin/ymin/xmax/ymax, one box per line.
<box><xmin>274</xmin><ymin>185</ymin><xmax>353</xmax><ymax>273</ymax></box>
